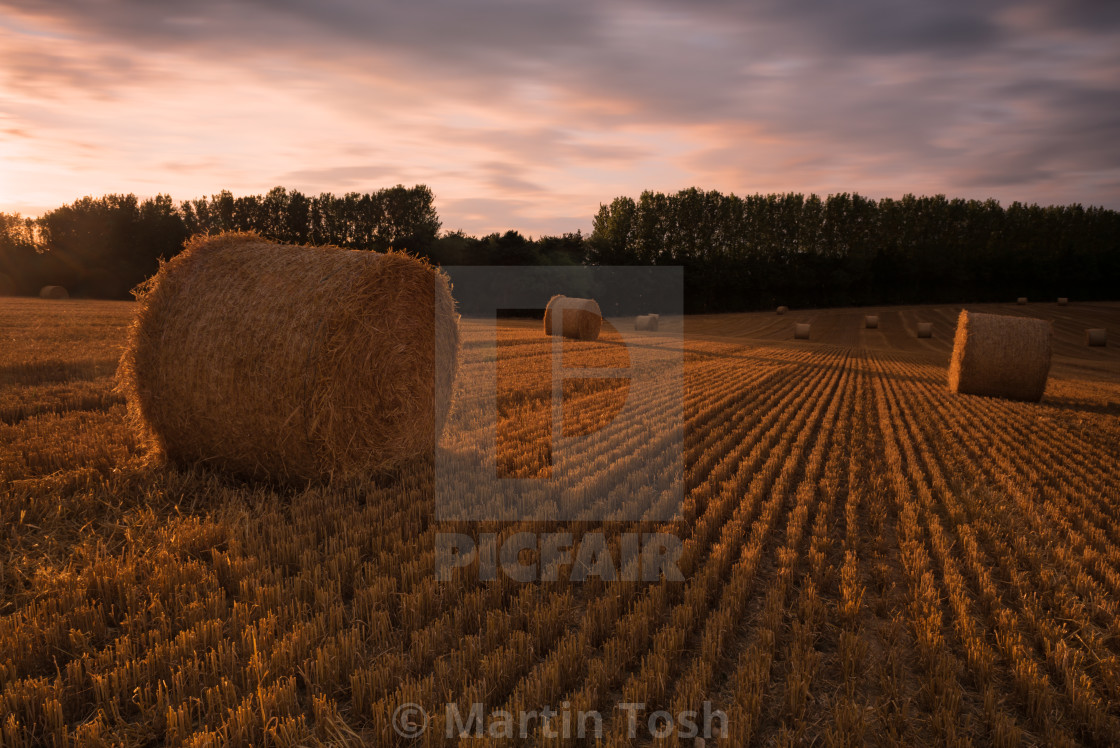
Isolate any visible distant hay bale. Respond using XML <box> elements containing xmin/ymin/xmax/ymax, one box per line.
<box><xmin>794</xmin><ymin>323</ymin><xmax>810</xmax><ymax>340</ymax></box>
<box><xmin>776</xmin><ymin>306</ymin><xmax>788</xmax><ymax>315</ymax></box>
<box><xmin>1086</xmin><ymin>328</ymin><xmax>1107</xmax><ymax>347</ymax></box>
<box><xmin>116</xmin><ymin>232</ymin><xmax>460</xmax><ymax>483</ymax></box>
<box><xmin>916</xmin><ymin>322</ymin><xmax>934</xmax><ymax>338</ymax></box>
<box><xmin>864</xmin><ymin>315</ymin><xmax>879</xmax><ymax>329</ymax></box>
<box><xmin>544</xmin><ymin>295</ymin><xmax>601</xmax><ymax>340</ymax></box>
<box><xmin>39</xmin><ymin>285</ymin><xmax>69</xmax><ymax>299</ymax></box>
<box><xmin>635</xmin><ymin>314</ymin><xmax>659</xmax><ymax>331</ymax></box>
<box><xmin>948</xmin><ymin>310</ymin><xmax>1051</xmax><ymax>402</ymax></box>
<box><xmin>1017</xmin><ymin>297</ymin><xmax>1028</xmax><ymax>305</ymax></box>
<box><xmin>1058</xmin><ymin>297</ymin><xmax>1069</xmax><ymax>306</ymax></box>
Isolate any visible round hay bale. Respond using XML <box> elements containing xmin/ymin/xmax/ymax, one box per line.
<box><xmin>776</xmin><ymin>306</ymin><xmax>788</xmax><ymax>315</ymax></box>
<box><xmin>1086</xmin><ymin>328</ymin><xmax>1107</xmax><ymax>347</ymax></box>
<box><xmin>543</xmin><ymin>295</ymin><xmax>601</xmax><ymax>340</ymax></box>
<box><xmin>1057</xmin><ymin>297</ymin><xmax>1069</xmax><ymax>306</ymax></box>
<box><xmin>1017</xmin><ymin>297</ymin><xmax>1028</xmax><ymax>305</ymax></box>
<box><xmin>947</xmin><ymin>310</ymin><xmax>1051</xmax><ymax>402</ymax></box>
<box><xmin>116</xmin><ymin>232</ymin><xmax>459</xmax><ymax>482</ymax></box>
<box><xmin>635</xmin><ymin>314</ymin><xmax>659</xmax><ymax>331</ymax></box>
<box><xmin>864</xmin><ymin>315</ymin><xmax>879</xmax><ymax>329</ymax></box>
<box><xmin>0</xmin><ymin>272</ymin><xmax>15</xmax><ymax>296</ymax></box>
<box><xmin>794</xmin><ymin>323</ymin><xmax>810</xmax><ymax>340</ymax></box>
<box><xmin>39</xmin><ymin>285</ymin><xmax>69</xmax><ymax>299</ymax></box>
<box><xmin>916</xmin><ymin>322</ymin><xmax>934</xmax><ymax>338</ymax></box>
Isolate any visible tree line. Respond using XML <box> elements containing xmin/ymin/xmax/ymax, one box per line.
<box><xmin>589</xmin><ymin>188</ymin><xmax>1120</xmax><ymax>311</ymax></box>
<box><xmin>0</xmin><ymin>185</ymin><xmax>584</xmax><ymax>299</ymax></box>
<box><xmin>1</xmin><ymin>184</ymin><xmax>1117</xmax><ymax>310</ymax></box>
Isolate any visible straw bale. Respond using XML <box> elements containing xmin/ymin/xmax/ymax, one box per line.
<box><xmin>916</xmin><ymin>322</ymin><xmax>933</xmax><ymax>338</ymax></box>
<box><xmin>39</xmin><ymin>285</ymin><xmax>69</xmax><ymax>299</ymax></box>
<box><xmin>543</xmin><ymin>295</ymin><xmax>601</xmax><ymax>340</ymax></box>
<box><xmin>794</xmin><ymin>323</ymin><xmax>810</xmax><ymax>340</ymax></box>
<box><xmin>948</xmin><ymin>310</ymin><xmax>1051</xmax><ymax>402</ymax></box>
<box><xmin>1086</xmin><ymin>328</ymin><xmax>1107</xmax><ymax>347</ymax></box>
<box><xmin>116</xmin><ymin>232</ymin><xmax>459</xmax><ymax>482</ymax></box>
<box><xmin>865</xmin><ymin>315</ymin><xmax>879</xmax><ymax>329</ymax></box>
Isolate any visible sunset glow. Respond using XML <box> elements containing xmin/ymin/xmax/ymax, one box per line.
<box><xmin>2</xmin><ymin>1</ymin><xmax>1118</xmax><ymax>235</ymax></box>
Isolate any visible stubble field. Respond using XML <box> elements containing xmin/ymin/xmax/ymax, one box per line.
<box><xmin>2</xmin><ymin>297</ymin><xmax>1120</xmax><ymax>746</ymax></box>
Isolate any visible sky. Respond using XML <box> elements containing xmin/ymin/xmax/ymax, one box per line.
<box><xmin>2</xmin><ymin>1</ymin><xmax>1119</xmax><ymax>237</ymax></box>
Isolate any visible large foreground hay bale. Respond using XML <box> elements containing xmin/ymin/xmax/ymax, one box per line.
<box><xmin>1017</xmin><ymin>297</ymin><xmax>1028</xmax><ymax>305</ymax></box>
<box><xmin>864</xmin><ymin>315</ymin><xmax>879</xmax><ymax>329</ymax></box>
<box><xmin>794</xmin><ymin>323</ymin><xmax>810</xmax><ymax>340</ymax></box>
<box><xmin>544</xmin><ymin>295</ymin><xmax>601</xmax><ymax>340</ymax></box>
<box><xmin>1086</xmin><ymin>328</ymin><xmax>1107</xmax><ymax>347</ymax></box>
<box><xmin>39</xmin><ymin>285</ymin><xmax>69</xmax><ymax>299</ymax></box>
<box><xmin>916</xmin><ymin>322</ymin><xmax>934</xmax><ymax>338</ymax></box>
<box><xmin>947</xmin><ymin>310</ymin><xmax>1051</xmax><ymax>402</ymax></box>
<box><xmin>635</xmin><ymin>314</ymin><xmax>659</xmax><ymax>331</ymax></box>
<box><xmin>777</xmin><ymin>306</ymin><xmax>789</xmax><ymax>315</ymax></box>
<box><xmin>117</xmin><ymin>232</ymin><xmax>459</xmax><ymax>482</ymax></box>
<box><xmin>1058</xmin><ymin>297</ymin><xmax>1069</xmax><ymax>306</ymax></box>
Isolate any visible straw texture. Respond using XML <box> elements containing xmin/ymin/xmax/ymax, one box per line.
<box><xmin>117</xmin><ymin>232</ymin><xmax>459</xmax><ymax>482</ymax></box>
<box><xmin>948</xmin><ymin>310</ymin><xmax>1051</xmax><ymax>402</ymax></box>
<box><xmin>39</xmin><ymin>285</ymin><xmax>69</xmax><ymax>299</ymax></box>
<box><xmin>543</xmin><ymin>295</ymin><xmax>602</xmax><ymax>340</ymax></box>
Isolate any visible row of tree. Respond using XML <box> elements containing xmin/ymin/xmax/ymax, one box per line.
<box><xmin>0</xmin><ymin>186</ymin><xmax>584</xmax><ymax>299</ymax></box>
<box><xmin>588</xmin><ymin>189</ymin><xmax>1120</xmax><ymax>311</ymax></box>
<box><xmin>1</xmin><ymin>185</ymin><xmax>1117</xmax><ymax>309</ymax></box>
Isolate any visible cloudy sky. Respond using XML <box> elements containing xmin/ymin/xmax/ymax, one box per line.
<box><xmin>2</xmin><ymin>1</ymin><xmax>1119</xmax><ymax>236</ymax></box>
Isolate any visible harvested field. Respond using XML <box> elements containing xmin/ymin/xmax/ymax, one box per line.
<box><xmin>2</xmin><ymin>297</ymin><xmax>1120</xmax><ymax>746</ymax></box>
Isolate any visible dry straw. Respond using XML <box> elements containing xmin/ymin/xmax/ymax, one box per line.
<box><xmin>776</xmin><ymin>306</ymin><xmax>788</xmax><ymax>315</ymax></box>
<box><xmin>1017</xmin><ymin>297</ymin><xmax>1028</xmax><ymax>305</ymax></box>
<box><xmin>39</xmin><ymin>285</ymin><xmax>69</xmax><ymax>299</ymax></box>
<box><xmin>1086</xmin><ymin>328</ymin><xmax>1107</xmax><ymax>347</ymax></box>
<box><xmin>1058</xmin><ymin>297</ymin><xmax>1069</xmax><ymax>306</ymax></box>
<box><xmin>864</xmin><ymin>315</ymin><xmax>879</xmax><ymax>329</ymax></box>
<box><xmin>543</xmin><ymin>295</ymin><xmax>602</xmax><ymax>340</ymax></box>
<box><xmin>916</xmin><ymin>322</ymin><xmax>934</xmax><ymax>338</ymax></box>
<box><xmin>635</xmin><ymin>314</ymin><xmax>659</xmax><ymax>331</ymax></box>
<box><xmin>116</xmin><ymin>232</ymin><xmax>460</xmax><ymax>483</ymax></box>
<box><xmin>794</xmin><ymin>323</ymin><xmax>811</xmax><ymax>340</ymax></box>
<box><xmin>948</xmin><ymin>310</ymin><xmax>1051</xmax><ymax>402</ymax></box>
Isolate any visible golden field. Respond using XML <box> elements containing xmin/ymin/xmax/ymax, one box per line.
<box><xmin>2</xmin><ymin>297</ymin><xmax>1120</xmax><ymax>746</ymax></box>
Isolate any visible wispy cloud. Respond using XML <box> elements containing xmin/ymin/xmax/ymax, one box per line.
<box><xmin>1</xmin><ymin>0</ymin><xmax>1117</xmax><ymax>233</ymax></box>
